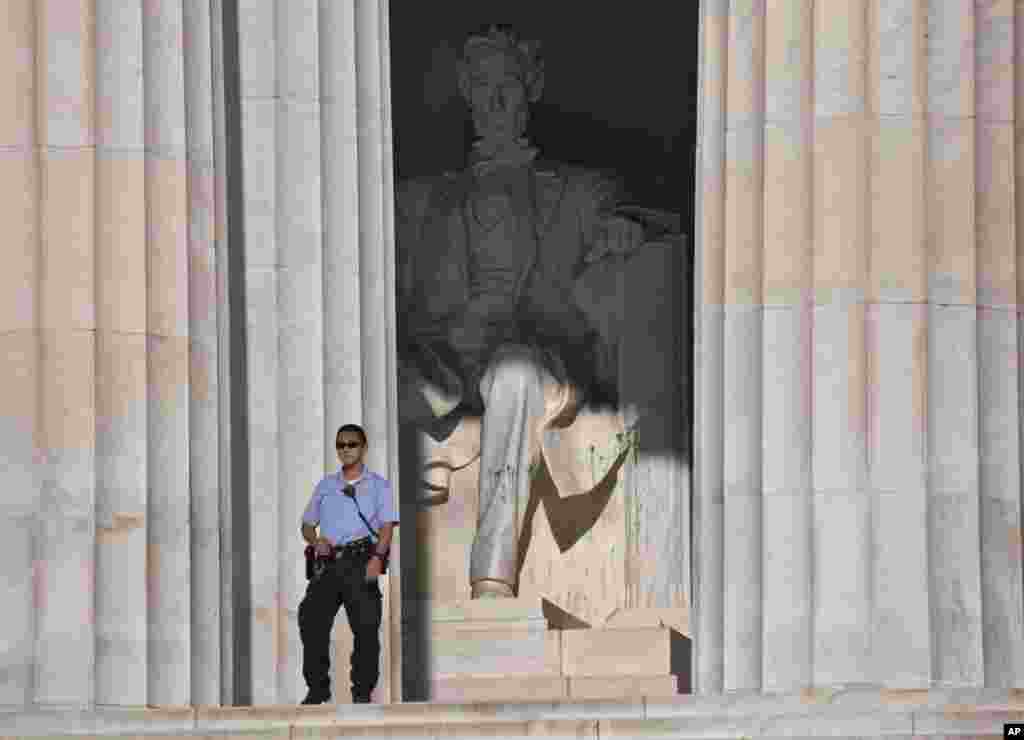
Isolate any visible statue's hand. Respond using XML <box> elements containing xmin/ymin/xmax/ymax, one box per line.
<box><xmin>447</xmin><ymin>313</ymin><xmax>490</xmax><ymax>356</ymax></box>
<box><xmin>584</xmin><ymin>215</ymin><xmax>645</xmax><ymax>265</ymax></box>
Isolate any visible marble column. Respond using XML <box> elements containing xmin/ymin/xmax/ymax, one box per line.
<box><xmin>354</xmin><ymin>0</ymin><xmax>403</xmax><ymax>704</ymax></box>
<box><xmin>184</xmin><ymin>0</ymin><xmax>222</xmax><ymax>707</ymax></box>
<box><xmin>35</xmin><ymin>0</ymin><xmax>98</xmax><ymax>706</ymax></box>
<box><xmin>95</xmin><ymin>0</ymin><xmax>148</xmax><ymax>707</ymax></box>
<box><xmin>321</xmin><ymin>0</ymin><xmax>404</xmax><ymax>702</ymax></box>
<box><xmin>693</xmin><ymin>0</ymin><xmax>1024</xmax><ymax>694</ymax></box>
<box><xmin>143</xmin><ymin>0</ymin><xmax>192</xmax><ymax>705</ymax></box>
<box><xmin>236</xmin><ymin>0</ymin><xmax>281</xmax><ymax>704</ymax></box>
<box><xmin>276</xmin><ymin>0</ymin><xmax>324</xmax><ymax>704</ymax></box>
<box><xmin>0</xmin><ymin>0</ymin><xmax>41</xmax><ymax>707</ymax></box>
<box><xmin>237</xmin><ymin>0</ymin><xmax>401</xmax><ymax>704</ymax></box>
<box><xmin>0</xmin><ymin>0</ymin><xmax>231</xmax><ymax>709</ymax></box>
<box><xmin>209</xmin><ymin>0</ymin><xmax>236</xmax><ymax>705</ymax></box>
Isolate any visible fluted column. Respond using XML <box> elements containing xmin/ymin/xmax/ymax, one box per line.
<box><xmin>761</xmin><ymin>0</ymin><xmax>813</xmax><ymax>693</ymax></box>
<box><xmin>236</xmin><ymin>0</ymin><xmax>281</xmax><ymax>704</ymax></box>
<box><xmin>0</xmin><ymin>0</ymin><xmax>40</xmax><ymax>707</ymax></box>
<box><xmin>320</xmin><ymin>0</ymin><xmax>403</xmax><ymax>702</ymax></box>
<box><xmin>355</xmin><ymin>0</ymin><xmax>403</xmax><ymax>703</ymax></box>
<box><xmin>236</xmin><ymin>0</ymin><xmax>400</xmax><ymax>704</ymax></box>
<box><xmin>722</xmin><ymin>0</ymin><xmax>765</xmax><ymax>692</ymax></box>
<box><xmin>0</xmin><ymin>0</ymin><xmax>231</xmax><ymax>709</ymax></box>
<box><xmin>321</xmin><ymin>0</ymin><xmax>364</xmax><ymax>467</ymax></box>
<box><xmin>209</xmin><ymin>0</ymin><xmax>235</xmax><ymax>704</ymax></box>
<box><xmin>144</xmin><ymin>0</ymin><xmax>192</xmax><ymax>704</ymax></box>
<box><xmin>36</xmin><ymin>0</ymin><xmax>98</xmax><ymax>706</ymax></box>
<box><xmin>694</xmin><ymin>0</ymin><xmax>1024</xmax><ymax>693</ymax></box>
<box><xmin>95</xmin><ymin>0</ymin><xmax>148</xmax><ymax>706</ymax></box>
<box><xmin>184</xmin><ymin>0</ymin><xmax>222</xmax><ymax>707</ymax></box>
<box><xmin>276</xmin><ymin>0</ymin><xmax>324</xmax><ymax>704</ymax></box>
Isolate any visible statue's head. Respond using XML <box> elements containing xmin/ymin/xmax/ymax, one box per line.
<box><xmin>456</xmin><ymin>25</ymin><xmax>544</xmax><ymax>146</ymax></box>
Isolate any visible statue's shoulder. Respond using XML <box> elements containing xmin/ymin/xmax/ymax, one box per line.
<box><xmin>397</xmin><ymin>170</ymin><xmax>467</xmax><ymax>210</ymax></box>
<box><xmin>396</xmin><ymin>173</ymin><xmax>445</xmax><ymax>203</ymax></box>
<box><xmin>533</xmin><ymin>160</ymin><xmax>621</xmax><ymax>200</ymax></box>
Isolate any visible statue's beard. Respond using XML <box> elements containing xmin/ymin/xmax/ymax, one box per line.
<box><xmin>472</xmin><ymin>108</ymin><xmax>528</xmax><ymax>149</ymax></box>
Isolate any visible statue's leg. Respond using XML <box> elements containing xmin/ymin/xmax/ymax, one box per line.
<box><xmin>470</xmin><ymin>344</ymin><xmax>549</xmax><ymax>594</ymax></box>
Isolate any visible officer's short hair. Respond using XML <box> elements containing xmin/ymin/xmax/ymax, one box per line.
<box><xmin>336</xmin><ymin>424</ymin><xmax>367</xmax><ymax>446</ymax></box>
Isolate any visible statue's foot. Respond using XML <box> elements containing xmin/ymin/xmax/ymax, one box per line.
<box><xmin>419</xmin><ymin>378</ymin><xmax>461</xmax><ymax>418</ymax></box>
<box><xmin>417</xmin><ymin>461</ymin><xmax>453</xmax><ymax>506</ymax></box>
<box><xmin>470</xmin><ymin>579</ymin><xmax>515</xmax><ymax>599</ymax></box>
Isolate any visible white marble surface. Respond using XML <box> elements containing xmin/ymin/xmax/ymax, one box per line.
<box><xmin>4</xmin><ymin>688</ymin><xmax>1024</xmax><ymax>738</ymax></box>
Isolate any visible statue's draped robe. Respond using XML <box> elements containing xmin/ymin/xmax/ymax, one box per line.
<box><xmin>396</xmin><ymin>158</ymin><xmax>629</xmax><ymax>503</ymax></box>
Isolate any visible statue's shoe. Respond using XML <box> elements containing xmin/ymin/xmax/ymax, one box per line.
<box><xmin>470</xmin><ymin>579</ymin><xmax>515</xmax><ymax>599</ymax></box>
<box><xmin>418</xmin><ymin>418</ymin><xmax>481</xmax><ymax>505</ymax></box>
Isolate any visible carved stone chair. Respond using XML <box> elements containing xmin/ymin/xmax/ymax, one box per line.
<box><xmin>407</xmin><ymin>226</ymin><xmax>688</xmax><ymax>632</ymax></box>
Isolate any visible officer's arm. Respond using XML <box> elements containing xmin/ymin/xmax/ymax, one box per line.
<box><xmin>301</xmin><ymin>522</ymin><xmax>320</xmax><ymax>545</ymax></box>
<box><xmin>375</xmin><ymin>523</ymin><xmax>395</xmax><ymax>552</ymax></box>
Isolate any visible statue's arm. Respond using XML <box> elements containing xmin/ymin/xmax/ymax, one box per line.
<box><xmin>394</xmin><ymin>178</ymin><xmax>434</xmax><ymax>339</ymax></box>
<box><xmin>575</xmin><ymin>171</ymin><xmax>679</xmax><ymax>267</ymax></box>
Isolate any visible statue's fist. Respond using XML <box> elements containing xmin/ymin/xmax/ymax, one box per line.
<box><xmin>584</xmin><ymin>215</ymin><xmax>645</xmax><ymax>264</ymax></box>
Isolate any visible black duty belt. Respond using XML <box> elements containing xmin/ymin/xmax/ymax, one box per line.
<box><xmin>304</xmin><ymin>537</ymin><xmax>373</xmax><ymax>581</ymax></box>
<box><xmin>332</xmin><ymin>536</ymin><xmax>373</xmax><ymax>558</ymax></box>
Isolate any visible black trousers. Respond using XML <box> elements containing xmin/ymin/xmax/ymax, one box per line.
<box><xmin>298</xmin><ymin>552</ymin><xmax>383</xmax><ymax>700</ymax></box>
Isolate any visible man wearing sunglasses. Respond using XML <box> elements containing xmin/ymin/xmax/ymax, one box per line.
<box><xmin>298</xmin><ymin>424</ymin><xmax>398</xmax><ymax>705</ymax></box>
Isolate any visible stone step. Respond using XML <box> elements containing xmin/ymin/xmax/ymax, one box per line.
<box><xmin>429</xmin><ymin>598</ymin><xmax>547</xmax><ymax>624</ymax></box>
<box><xmin>5</xmin><ymin>688</ymin><xmax>1019</xmax><ymax>738</ymax></box>
<box><xmin>429</xmin><ymin>674</ymin><xmax>679</xmax><ymax>703</ymax></box>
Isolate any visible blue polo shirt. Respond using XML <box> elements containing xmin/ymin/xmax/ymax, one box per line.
<box><xmin>302</xmin><ymin>465</ymin><xmax>399</xmax><ymax>546</ymax></box>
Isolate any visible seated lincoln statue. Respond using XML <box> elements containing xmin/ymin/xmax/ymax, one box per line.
<box><xmin>396</xmin><ymin>25</ymin><xmax>664</xmax><ymax>600</ymax></box>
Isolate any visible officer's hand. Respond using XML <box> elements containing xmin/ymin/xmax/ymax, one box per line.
<box><xmin>365</xmin><ymin>555</ymin><xmax>384</xmax><ymax>581</ymax></box>
<box><xmin>313</xmin><ymin>537</ymin><xmax>333</xmax><ymax>558</ymax></box>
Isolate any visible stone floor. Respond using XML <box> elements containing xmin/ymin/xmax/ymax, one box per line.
<box><xmin>2</xmin><ymin>687</ymin><xmax>1024</xmax><ymax>738</ymax></box>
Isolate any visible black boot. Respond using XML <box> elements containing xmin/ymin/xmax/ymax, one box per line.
<box><xmin>301</xmin><ymin>688</ymin><xmax>331</xmax><ymax>705</ymax></box>
<box><xmin>352</xmin><ymin>691</ymin><xmax>372</xmax><ymax>704</ymax></box>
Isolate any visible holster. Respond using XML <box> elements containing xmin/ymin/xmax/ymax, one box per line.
<box><xmin>304</xmin><ymin>545</ymin><xmax>330</xmax><ymax>581</ymax></box>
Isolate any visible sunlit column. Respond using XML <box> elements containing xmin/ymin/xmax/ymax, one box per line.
<box><xmin>761</xmin><ymin>0</ymin><xmax>813</xmax><ymax>693</ymax></box>
<box><xmin>35</xmin><ymin>0</ymin><xmax>98</xmax><ymax>707</ymax></box>
<box><xmin>95</xmin><ymin>0</ymin><xmax>148</xmax><ymax>706</ymax></box>
<box><xmin>721</xmin><ymin>0</ymin><xmax>765</xmax><ymax>692</ymax></box>
<box><xmin>144</xmin><ymin>0</ymin><xmax>192</xmax><ymax>705</ymax></box>
<box><xmin>0</xmin><ymin>0</ymin><xmax>42</xmax><ymax>707</ymax></box>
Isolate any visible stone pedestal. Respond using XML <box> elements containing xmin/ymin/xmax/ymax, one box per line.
<box><xmin>422</xmin><ymin>599</ymin><xmax>680</xmax><ymax>703</ymax></box>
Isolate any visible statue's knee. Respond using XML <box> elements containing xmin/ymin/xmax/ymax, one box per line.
<box><xmin>480</xmin><ymin>345</ymin><xmax>539</xmax><ymax>398</ymax></box>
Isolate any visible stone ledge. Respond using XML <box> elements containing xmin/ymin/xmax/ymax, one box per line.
<box><xmin>3</xmin><ymin>688</ymin><xmax>1024</xmax><ymax>738</ymax></box>
<box><xmin>561</xmin><ymin>626</ymin><xmax>672</xmax><ymax>676</ymax></box>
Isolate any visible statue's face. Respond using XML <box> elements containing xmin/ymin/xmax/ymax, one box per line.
<box><xmin>463</xmin><ymin>49</ymin><xmax>529</xmax><ymax>144</ymax></box>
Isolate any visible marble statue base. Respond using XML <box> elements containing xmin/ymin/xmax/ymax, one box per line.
<box><xmin>424</xmin><ymin>598</ymin><xmax>680</xmax><ymax>703</ymax></box>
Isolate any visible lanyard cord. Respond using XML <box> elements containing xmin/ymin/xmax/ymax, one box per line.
<box><xmin>343</xmin><ymin>483</ymin><xmax>379</xmax><ymax>543</ymax></box>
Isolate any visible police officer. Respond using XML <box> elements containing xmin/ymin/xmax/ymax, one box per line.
<box><xmin>298</xmin><ymin>424</ymin><xmax>399</xmax><ymax>705</ymax></box>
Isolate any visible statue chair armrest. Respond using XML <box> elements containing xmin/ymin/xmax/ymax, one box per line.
<box><xmin>572</xmin><ymin>234</ymin><xmax>686</xmax><ymax>359</ymax></box>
